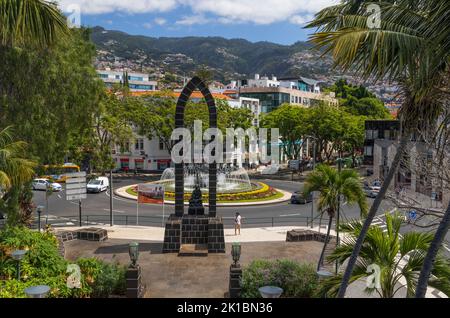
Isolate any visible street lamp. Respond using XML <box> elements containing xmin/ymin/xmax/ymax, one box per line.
<box><xmin>317</xmin><ymin>270</ymin><xmax>333</xmax><ymax>298</ymax></box>
<box><xmin>259</xmin><ymin>286</ymin><xmax>283</xmax><ymax>298</ymax></box>
<box><xmin>129</xmin><ymin>242</ymin><xmax>139</xmax><ymax>268</ymax></box>
<box><xmin>11</xmin><ymin>250</ymin><xmax>27</xmax><ymax>281</ymax></box>
<box><xmin>231</xmin><ymin>243</ymin><xmax>241</xmax><ymax>266</ymax></box>
<box><xmin>305</xmin><ymin>135</ymin><xmax>317</xmax><ymax>229</ymax></box>
<box><xmin>24</xmin><ymin>285</ymin><xmax>50</xmax><ymax>298</ymax></box>
<box><xmin>36</xmin><ymin>205</ymin><xmax>44</xmax><ymax>232</ymax></box>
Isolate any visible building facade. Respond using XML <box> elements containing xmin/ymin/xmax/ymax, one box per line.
<box><xmin>97</xmin><ymin>70</ymin><xmax>158</xmax><ymax>92</ymax></box>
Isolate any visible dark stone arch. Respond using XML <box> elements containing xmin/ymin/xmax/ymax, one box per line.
<box><xmin>174</xmin><ymin>76</ymin><xmax>217</xmax><ymax>217</ymax></box>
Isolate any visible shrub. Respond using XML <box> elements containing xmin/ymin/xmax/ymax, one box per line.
<box><xmin>0</xmin><ymin>227</ymin><xmax>126</xmax><ymax>298</ymax></box>
<box><xmin>241</xmin><ymin>259</ymin><xmax>318</xmax><ymax>298</ymax></box>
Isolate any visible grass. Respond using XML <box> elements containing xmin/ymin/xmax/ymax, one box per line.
<box><xmin>125</xmin><ymin>186</ymin><xmax>286</xmax><ymax>203</ymax></box>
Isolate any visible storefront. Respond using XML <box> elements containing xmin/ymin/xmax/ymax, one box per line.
<box><xmin>134</xmin><ymin>158</ymin><xmax>144</xmax><ymax>171</ymax></box>
<box><xmin>120</xmin><ymin>158</ymin><xmax>130</xmax><ymax>171</ymax></box>
<box><xmin>157</xmin><ymin>159</ymin><xmax>171</xmax><ymax>171</ymax></box>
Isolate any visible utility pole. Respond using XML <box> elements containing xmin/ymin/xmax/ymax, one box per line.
<box><xmin>336</xmin><ymin>154</ymin><xmax>342</xmax><ymax>274</ymax></box>
<box><xmin>110</xmin><ymin>169</ymin><xmax>114</xmax><ymax>226</ymax></box>
<box><xmin>311</xmin><ymin>139</ymin><xmax>316</xmax><ymax>229</ymax></box>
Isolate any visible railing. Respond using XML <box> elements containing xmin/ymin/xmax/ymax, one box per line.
<box><xmin>32</xmin><ymin>214</ymin><xmax>334</xmax><ymax>230</ymax></box>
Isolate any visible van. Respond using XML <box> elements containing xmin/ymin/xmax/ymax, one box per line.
<box><xmin>87</xmin><ymin>177</ymin><xmax>109</xmax><ymax>193</ymax></box>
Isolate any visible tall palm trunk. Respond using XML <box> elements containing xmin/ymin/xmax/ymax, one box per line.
<box><xmin>415</xmin><ymin>202</ymin><xmax>450</xmax><ymax>298</ymax></box>
<box><xmin>317</xmin><ymin>216</ymin><xmax>334</xmax><ymax>271</ymax></box>
<box><xmin>337</xmin><ymin>134</ymin><xmax>409</xmax><ymax>297</ymax></box>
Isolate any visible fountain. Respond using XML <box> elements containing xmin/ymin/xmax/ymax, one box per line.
<box><xmin>160</xmin><ymin>164</ymin><xmax>253</xmax><ymax>194</ymax></box>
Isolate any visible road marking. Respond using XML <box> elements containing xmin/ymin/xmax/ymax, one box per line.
<box><xmin>279</xmin><ymin>213</ymin><xmax>301</xmax><ymax>217</ymax></box>
<box><xmin>103</xmin><ymin>209</ymin><xmax>125</xmax><ymax>214</ymax></box>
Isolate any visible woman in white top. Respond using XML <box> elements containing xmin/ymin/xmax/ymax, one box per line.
<box><xmin>235</xmin><ymin>212</ymin><xmax>242</xmax><ymax>235</ymax></box>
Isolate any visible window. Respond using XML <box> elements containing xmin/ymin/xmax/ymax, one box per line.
<box><xmin>364</xmin><ymin>146</ymin><xmax>373</xmax><ymax>156</ymax></box>
<box><xmin>159</xmin><ymin>140</ymin><xmax>164</xmax><ymax>150</ymax></box>
<box><xmin>365</xmin><ymin>130</ymin><xmax>379</xmax><ymax>140</ymax></box>
<box><xmin>135</xmin><ymin>139</ymin><xmax>144</xmax><ymax>151</ymax></box>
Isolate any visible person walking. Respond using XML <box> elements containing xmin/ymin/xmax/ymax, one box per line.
<box><xmin>235</xmin><ymin>212</ymin><xmax>242</xmax><ymax>236</ymax></box>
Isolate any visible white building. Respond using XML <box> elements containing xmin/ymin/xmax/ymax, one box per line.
<box><xmin>97</xmin><ymin>69</ymin><xmax>158</xmax><ymax>92</ymax></box>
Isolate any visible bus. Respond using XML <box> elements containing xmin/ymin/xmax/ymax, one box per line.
<box><xmin>41</xmin><ymin>163</ymin><xmax>81</xmax><ymax>183</ymax></box>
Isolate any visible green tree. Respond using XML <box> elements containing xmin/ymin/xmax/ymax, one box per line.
<box><xmin>307</xmin><ymin>0</ymin><xmax>450</xmax><ymax>297</ymax></box>
<box><xmin>261</xmin><ymin>104</ymin><xmax>308</xmax><ymax>160</ymax></box>
<box><xmin>318</xmin><ymin>213</ymin><xmax>450</xmax><ymax>298</ymax></box>
<box><xmin>89</xmin><ymin>93</ymin><xmax>133</xmax><ymax>174</ymax></box>
<box><xmin>0</xmin><ymin>0</ymin><xmax>68</xmax><ymax>48</ymax></box>
<box><xmin>0</xmin><ymin>28</ymin><xmax>104</xmax><ymax>164</ymax></box>
<box><xmin>345</xmin><ymin>97</ymin><xmax>391</xmax><ymax>119</ymax></box>
<box><xmin>303</xmin><ymin>165</ymin><xmax>367</xmax><ymax>271</ymax></box>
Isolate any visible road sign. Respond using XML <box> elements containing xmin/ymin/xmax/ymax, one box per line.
<box><xmin>289</xmin><ymin>160</ymin><xmax>300</xmax><ymax>170</ymax></box>
<box><xmin>65</xmin><ymin>172</ymin><xmax>87</xmax><ymax>201</ymax></box>
<box><xmin>408</xmin><ymin>210</ymin><xmax>417</xmax><ymax>221</ymax></box>
<box><xmin>66</xmin><ymin>194</ymin><xmax>87</xmax><ymax>201</ymax></box>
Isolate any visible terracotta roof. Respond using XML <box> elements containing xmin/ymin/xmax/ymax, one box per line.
<box><xmin>130</xmin><ymin>90</ymin><xmax>231</xmax><ymax>100</ymax></box>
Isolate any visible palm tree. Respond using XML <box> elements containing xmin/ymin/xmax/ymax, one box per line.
<box><xmin>306</xmin><ymin>0</ymin><xmax>450</xmax><ymax>297</ymax></box>
<box><xmin>0</xmin><ymin>127</ymin><xmax>36</xmax><ymax>224</ymax></box>
<box><xmin>304</xmin><ymin>164</ymin><xmax>368</xmax><ymax>271</ymax></box>
<box><xmin>317</xmin><ymin>213</ymin><xmax>450</xmax><ymax>298</ymax></box>
<box><xmin>0</xmin><ymin>0</ymin><xmax>68</xmax><ymax>48</ymax></box>
<box><xmin>0</xmin><ymin>126</ymin><xmax>36</xmax><ymax>189</ymax></box>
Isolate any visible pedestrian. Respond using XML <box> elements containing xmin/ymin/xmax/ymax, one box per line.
<box><xmin>234</xmin><ymin>212</ymin><xmax>242</xmax><ymax>236</ymax></box>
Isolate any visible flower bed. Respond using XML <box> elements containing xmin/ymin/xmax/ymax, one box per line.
<box><xmin>126</xmin><ymin>182</ymin><xmax>283</xmax><ymax>203</ymax></box>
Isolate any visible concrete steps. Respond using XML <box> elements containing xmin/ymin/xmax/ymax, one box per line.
<box><xmin>178</xmin><ymin>244</ymin><xmax>208</xmax><ymax>257</ymax></box>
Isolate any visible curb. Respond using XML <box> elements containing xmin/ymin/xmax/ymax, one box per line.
<box><xmin>114</xmin><ymin>184</ymin><xmax>292</xmax><ymax>207</ymax></box>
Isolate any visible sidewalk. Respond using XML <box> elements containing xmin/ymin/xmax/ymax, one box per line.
<box><xmin>54</xmin><ymin>225</ymin><xmax>336</xmax><ymax>243</ymax></box>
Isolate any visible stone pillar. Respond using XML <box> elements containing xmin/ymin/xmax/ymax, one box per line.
<box><xmin>229</xmin><ymin>264</ymin><xmax>242</xmax><ymax>298</ymax></box>
<box><xmin>126</xmin><ymin>265</ymin><xmax>144</xmax><ymax>298</ymax></box>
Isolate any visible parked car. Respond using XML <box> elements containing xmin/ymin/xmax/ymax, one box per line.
<box><xmin>291</xmin><ymin>191</ymin><xmax>313</xmax><ymax>204</ymax></box>
<box><xmin>32</xmin><ymin>178</ymin><xmax>62</xmax><ymax>192</ymax></box>
<box><xmin>364</xmin><ymin>186</ymin><xmax>380</xmax><ymax>198</ymax></box>
<box><xmin>87</xmin><ymin>177</ymin><xmax>109</xmax><ymax>193</ymax></box>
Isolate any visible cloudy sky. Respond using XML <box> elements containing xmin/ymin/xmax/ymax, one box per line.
<box><xmin>55</xmin><ymin>0</ymin><xmax>338</xmax><ymax>45</ymax></box>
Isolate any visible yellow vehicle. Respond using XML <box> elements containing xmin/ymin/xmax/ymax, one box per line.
<box><xmin>41</xmin><ymin>163</ymin><xmax>81</xmax><ymax>183</ymax></box>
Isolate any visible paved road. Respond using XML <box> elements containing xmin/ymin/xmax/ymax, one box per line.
<box><xmin>32</xmin><ymin>176</ymin><xmax>375</xmax><ymax>228</ymax></box>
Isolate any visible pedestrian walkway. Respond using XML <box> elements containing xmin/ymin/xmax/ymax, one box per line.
<box><xmin>54</xmin><ymin>224</ymin><xmax>336</xmax><ymax>243</ymax></box>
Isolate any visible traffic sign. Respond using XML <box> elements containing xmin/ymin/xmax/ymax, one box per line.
<box><xmin>66</xmin><ymin>194</ymin><xmax>87</xmax><ymax>201</ymax></box>
<box><xmin>65</xmin><ymin>172</ymin><xmax>87</xmax><ymax>201</ymax></box>
<box><xmin>289</xmin><ymin>160</ymin><xmax>300</xmax><ymax>170</ymax></box>
<box><xmin>408</xmin><ymin>210</ymin><xmax>417</xmax><ymax>220</ymax></box>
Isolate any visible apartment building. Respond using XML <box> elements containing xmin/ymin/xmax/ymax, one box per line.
<box><xmin>97</xmin><ymin>70</ymin><xmax>158</xmax><ymax>92</ymax></box>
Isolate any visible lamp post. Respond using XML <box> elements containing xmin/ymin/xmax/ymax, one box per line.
<box><xmin>24</xmin><ymin>285</ymin><xmax>50</xmax><ymax>298</ymax></box>
<box><xmin>129</xmin><ymin>242</ymin><xmax>139</xmax><ymax>268</ymax></box>
<box><xmin>259</xmin><ymin>286</ymin><xmax>283</xmax><ymax>298</ymax></box>
<box><xmin>231</xmin><ymin>243</ymin><xmax>241</xmax><ymax>266</ymax></box>
<box><xmin>11</xmin><ymin>250</ymin><xmax>27</xmax><ymax>281</ymax></box>
<box><xmin>229</xmin><ymin>243</ymin><xmax>243</xmax><ymax>298</ymax></box>
<box><xmin>317</xmin><ymin>270</ymin><xmax>333</xmax><ymax>298</ymax></box>
<box><xmin>36</xmin><ymin>205</ymin><xmax>44</xmax><ymax>232</ymax></box>
<box><xmin>336</xmin><ymin>156</ymin><xmax>343</xmax><ymax>274</ymax></box>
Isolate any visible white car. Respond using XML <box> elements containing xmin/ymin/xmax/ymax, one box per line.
<box><xmin>32</xmin><ymin>179</ymin><xmax>62</xmax><ymax>192</ymax></box>
<box><xmin>86</xmin><ymin>177</ymin><xmax>109</xmax><ymax>193</ymax></box>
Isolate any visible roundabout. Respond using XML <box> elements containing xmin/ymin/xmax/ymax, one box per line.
<box><xmin>116</xmin><ymin>181</ymin><xmax>291</xmax><ymax>206</ymax></box>
<box><xmin>115</xmin><ymin>165</ymin><xmax>291</xmax><ymax>206</ymax></box>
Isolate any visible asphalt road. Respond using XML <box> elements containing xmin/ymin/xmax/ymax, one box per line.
<box><xmin>32</xmin><ymin>176</ymin><xmax>378</xmax><ymax>229</ymax></box>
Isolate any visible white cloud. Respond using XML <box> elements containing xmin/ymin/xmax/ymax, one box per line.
<box><xmin>289</xmin><ymin>14</ymin><xmax>314</xmax><ymax>26</ymax></box>
<box><xmin>154</xmin><ymin>17</ymin><xmax>167</xmax><ymax>26</ymax></box>
<box><xmin>56</xmin><ymin>0</ymin><xmax>338</xmax><ymax>25</ymax></box>
<box><xmin>56</xmin><ymin>0</ymin><xmax>178</xmax><ymax>15</ymax></box>
<box><xmin>175</xmin><ymin>15</ymin><xmax>210</xmax><ymax>26</ymax></box>
<box><xmin>183</xmin><ymin>0</ymin><xmax>337</xmax><ymax>25</ymax></box>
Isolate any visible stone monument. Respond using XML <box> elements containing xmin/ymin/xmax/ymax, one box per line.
<box><xmin>162</xmin><ymin>76</ymin><xmax>225</xmax><ymax>255</ymax></box>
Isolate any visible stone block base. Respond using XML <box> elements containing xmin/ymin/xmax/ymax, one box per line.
<box><xmin>163</xmin><ymin>214</ymin><xmax>225</xmax><ymax>254</ymax></box>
